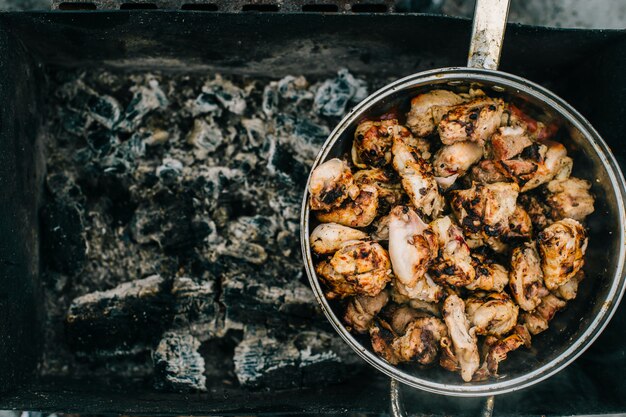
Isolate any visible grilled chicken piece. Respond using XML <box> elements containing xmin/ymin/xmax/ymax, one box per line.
<box><xmin>538</xmin><ymin>218</ymin><xmax>588</xmax><ymax>291</ymax></box>
<box><xmin>555</xmin><ymin>270</ymin><xmax>584</xmax><ymax>301</ymax></box>
<box><xmin>388</xmin><ymin>206</ymin><xmax>442</xmax><ymax>302</ymax></box>
<box><xmin>442</xmin><ymin>294</ymin><xmax>480</xmax><ymax>382</ymax></box>
<box><xmin>467</xmin><ymin>250</ymin><xmax>509</xmax><ymax>292</ymax></box>
<box><xmin>352</xmin><ymin>119</ymin><xmax>397</xmax><ymax>168</ymax></box>
<box><xmin>382</xmin><ymin>304</ymin><xmax>425</xmax><ymax>334</ymax></box>
<box><xmin>470</xmin><ymin>160</ymin><xmax>510</xmax><ymax>184</ymax></box>
<box><xmin>450</xmin><ymin>182</ymin><xmax>519</xmax><ymax>239</ymax></box>
<box><xmin>521</xmin><ymin>293</ymin><xmax>567</xmax><ymax>335</ymax></box>
<box><xmin>545</xmin><ymin>177</ymin><xmax>595</xmax><ymax>222</ymax></box>
<box><xmin>465</xmin><ymin>292</ymin><xmax>519</xmax><ymax>337</ymax></box>
<box><xmin>344</xmin><ymin>290</ymin><xmax>390</xmax><ymax>333</ymax></box>
<box><xmin>509</xmin><ymin>242</ymin><xmax>549</xmax><ymax>311</ymax></box>
<box><xmin>316</xmin><ymin>184</ymin><xmax>379</xmax><ymax>227</ymax></box>
<box><xmin>519</xmin><ymin>141</ymin><xmax>573</xmax><ymax>192</ymax></box>
<box><xmin>429</xmin><ymin>216</ymin><xmax>476</xmax><ymax>286</ymax></box>
<box><xmin>354</xmin><ymin>168</ymin><xmax>404</xmax><ymax>207</ymax></box>
<box><xmin>309</xmin><ymin>158</ymin><xmax>359</xmax><ymax>211</ymax></box>
<box><xmin>484</xmin><ymin>324</ymin><xmax>531</xmax><ymax>376</ymax></box>
<box><xmin>406</xmin><ymin>89</ymin><xmax>465</xmax><ymax>137</ymax></box>
<box><xmin>310</xmin><ymin>223</ymin><xmax>368</xmax><ymax>255</ymax></box>
<box><xmin>389</xmin><ymin>287</ymin><xmax>441</xmax><ymax>316</ymax></box>
<box><xmin>506</xmin><ymin>205</ymin><xmax>533</xmax><ymax>239</ymax></box>
<box><xmin>438</xmin><ymin>97</ymin><xmax>504</xmax><ymax>146</ymax></box>
<box><xmin>489</xmin><ymin>126</ymin><xmax>533</xmax><ymax>160</ymax></box>
<box><xmin>506</xmin><ymin>104</ymin><xmax>559</xmax><ymax>141</ymax></box>
<box><xmin>316</xmin><ymin>240</ymin><xmax>391</xmax><ymax>299</ymax></box>
<box><xmin>392</xmin><ymin>132</ymin><xmax>444</xmax><ymax>218</ymax></box>
<box><xmin>370</xmin><ymin>214</ymin><xmax>390</xmax><ymax>242</ymax></box>
<box><xmin>433</xmin><ymin>141</ymin><xmax>483</xmax><ymax>188</ymax></box>
<box><xmin>518</xmin><ymin>194</ymin><xmax>552</xmax><ymax>231</ymax></box>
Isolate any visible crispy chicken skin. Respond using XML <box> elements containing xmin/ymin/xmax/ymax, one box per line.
<box><xmin>309</xmin><ymin>158</ymin><xmax>359</xmax><ymax>211</ymax></box>
<box><xmin>467</xmin><ymin>250</ymin><xmax>509</xmax><ymax>292</ymax></box>
<box><xmin>316</xmin><ymin>184</ymin><xmax>379</xmax><ymax>227</ymax></box>
<box><xmin>388</xmin><ymin>206</ymin><xmax>443</xmax><ymax>303</ymax></box>
<box><xmin>545</xmin><ymin>177</ymin><xmax>595</xmax><ymax>222</ymax></box>
<box><xmin>509</xmin><ymin>242</ymin><xmax>549</xmax><ymax>311</ymax></box>
<box><xmin>451</xmin><ymin>182</ymin><xmax>519</xmax><ymax>239</ymax></box>
<box><xmin>353</xmin><ymin>168</ymin><xmax>404</xmax><ymax>207</ymax></box>
<box><xmin>392</xmin><ymin>131</ymin><xmax>444</xmax><ymax>218</ymax></box>
<box><xmin>352</xmin><ymin>119</ymin><xmax>397</xmax><ymax>168</ymax></box>
<box><xmin>465</xmin><ymin>292</ymin><xmax>519</xmax><ymax>337</ymax></box>
<box><xmin>406</xmin><ymin>89</ymin><xmax>465</xmax><ymax>137</ymax></box>
<box><xmin>344</xmin><ymin>290</ymin><xmax>390</xmax><ymax>333</ymax></box>
<box><xmin>521</xmin><ymin>293</ymin><xmax>567</xmax><ymax>335</ymax></box>
<box><xmin>442</xmin><ymin>294</ymin><xmax>480</xmax><ymax>382</ymax></box>
<box><xmin>489</xmin><ymin>126</ymin><xmax>533</xmax><ymax>161</ymax></box>
<box><xmin>310</xmin><ymin>223</ymin><xmax>368</xmax><ymax>255</ymax></box>
<box><xmin>433</xmin><ymin>141</ymin><xmax>483</xmax><ymax>187</ymax></box>
<box><xmin>316</xmin><ymin>241</ymin><xmax>391</xmax><ymax>299</ymax></box>
<box><xmin>538</xmin><ymin>218</ymin><xmax>588</xmax><ymax>291</ymax></box>
<box><xmin>429</xmin><ymin>216</ymin><xmax>476</xmax><ymax>286</ymax></box>
<box><xmin>438</xmin><ymin>97</ymin><xmax>504</xmax><ymax>146</ymax></box>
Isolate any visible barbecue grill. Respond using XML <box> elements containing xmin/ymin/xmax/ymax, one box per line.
<box><xmin>1</xmin><ymin>1</ymin><xmax>626</xmax><ymax>415</ymax></box>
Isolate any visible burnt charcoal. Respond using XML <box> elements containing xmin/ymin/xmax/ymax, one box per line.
<box><xmin>171</xmin><ymin>277</ymin><xmax>218</xmax><ymax>341</ymax></box>
<box><xmin>313</xmin><ymin>69</ymin><xmax>368</xmax><ymax>117</ymax></box>
<box><xmin>46</xmin><ymin>173</ymin><xmax>85</xmax><ymax>206</ymax></box>
<box><xmin>153</xmin><ymin>331</ymin><xmax>207</xmax><ymax>392</ymax></box>
<box><xmin>86</xmin><ymin>128</ymin><xmax>118</xmax><ymax>155</ymax></box>
<box><xmin>65</xmin><ymin>275</ymin><xmax>174</xmax><ymax>357</ymax></box>
<box><xmin>85</xmin><ymin>92</ymin><xmax>122</xmax><ymax>130</ymax></box>
<box><xmin>220</xmin><ymin>272</ymin><xmax>320</xmax><ymax>329</ymax></box>
<box><xmin>186</xmin><ymin>118</ymin><xmax>224</xmax><ymax>159</ymax></box>
<box><xmin>201</xmin><ymin>75</ymin><xmax>247</xmax><ymax>115</ymax></box>
<box><xmin>40</xmin><ymin>200</ymin><xmax>86</xmax><ymax>276</ymax></box>
<box><xmin>199</xmin><ymin>338</ymin><xmax>237</xmax><ymax>381</ymax></box>
<box><xmin>233</xmin><ymin>327</ymin><xmax>362</xmax><ymax>389</ymax></box>
<box><xmin>59</xmin><ymin>107</ymin><xmax>92</xmax><ymax>136</ymax></box>
<box><xmin>117</xmin><ymin>77</ymin><xmax>169</xmax><ymax>132</ymax></box>
<box><xmin>186</xmin><ymin>91</ymin><xmax>223</xmax><ymax>117</ymax></box>
<box><xmin>156</xmin><ymin>157</ymin><xmax>184</xmax><ymax>181</ymax></box>
<box><xmin>262</xmin><ymin>83</ymin><xmax>279</xmax><ymax>116</ymax></box>
<box><xmin>294</xmin><ymin>117</ymin><xmax>330</xmax><ymax>147</ymax></box>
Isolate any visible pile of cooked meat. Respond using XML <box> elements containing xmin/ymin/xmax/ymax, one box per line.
<box><xmin>307</xmin><ymin>89</ymin><xmax>595</xmax><ymax>382</ymax></box>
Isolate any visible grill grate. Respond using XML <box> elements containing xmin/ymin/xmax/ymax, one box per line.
<box><xmin>53</xmin><ymin>0</ymin><xmax>396</xmax><ymax>12</ymax></box>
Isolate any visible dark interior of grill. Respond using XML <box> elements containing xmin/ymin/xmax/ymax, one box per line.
<box><xmin>1</xmin><ymin>11</ymin><xmax>626</xmax><ymax>415</ymax></box>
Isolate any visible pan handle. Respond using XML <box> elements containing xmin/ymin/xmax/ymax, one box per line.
<box><xmin>467</xmin><ymin>0</ymin><xmax>511</xmax><ymax>70</ymax></box>
<box><xmin>390</xmin><ymin>378</ymin><xmax>495</xmax><ymax>417</ymax></box>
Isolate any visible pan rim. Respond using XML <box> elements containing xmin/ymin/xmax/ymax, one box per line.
<box><xmin>300</xmin><ymin>67</ymin><xmax>626</xmax><ymax>396</ymax></box>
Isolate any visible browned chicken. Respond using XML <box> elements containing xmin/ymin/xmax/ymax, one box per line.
<box><xmin>545</xmin><ymin>177</ymin><xmax>595</xmax><ymax>222</ymax></box>
<box><xmin>555</xmin><ymin>270</ymin><xmax>584</xmax><ymax>301</ymax></box>
<box><xmin>392</xmin><ymin>132</ymin><xmax>444</xmax><ymax>218</ymax></box>
<box><xmin>429</xmin><ymin>216</ymin><xmax>476</xmax><ymax>286</ymax></box>
<box><xmin>344</xmin><ymin>290</ymin><xmax>390</xmax><ymax>333</ymax></box>
<box><xmin>521</xmin><ymin>293</ymin><xmax>567</xmax><ymax>335</ymax></box>
<box><xmin>370</xmin><ymin>214</ymin><xmax>390</xmax><ymax>242</ymax></box>
<box><xmin>489</xmin><ymin>126</ymin><xmax>533</xmax><ymax>160</ymax></box>
<box><xmin>388</xmin><ymin>206</ymin><xmax>442</xmax><ymax>302</ymax></box>
<box><xmin>519</xmin><ymin>140</ymin><xmax>573</xmax><ymax>192</ymax></box>
<box><xmin>450</xmin><ymin>182</ymin><xmax>519</xmax><ymax>240</ymax></box>
<box><xmin>465</xmin><ymin>292</ymin><xmax>519</xmax><ymax>337</ymax></box>
<box><xmin>316</xmin><ymin>240</ymin><xmax>391</xmax><ymax>299</ymax></box>
<box><xmin>518</xmin><ymin>193</ymin><xmax>552</xmax><ymax>231</ymax></box>
<box><xmin>538</xmin><ymin>218</ymin><xmax>588</xmax><ymax>291</ymax></box>
<box><xmin>310</xmin><ymin>222</ymin><xmax>368</xmax><ymax>255</ymax></box>
<box><xmin>353</xmin><ymin>168</ymin><xmax>404</xmax><ymax>207</ymax></box>
<box><xmin>316</xmin><ymin>184</ymin><xmax>379</xmax><ymax>227</ymax></box>
<box><xmin>442</xmin><ymin>294</ymin><xmax>480</xmax><ymax>382</ymax></box>
<box><xmin>406</xmin><ymin>89</ymin><xmax>465</xmax><ymax>137</ymax></box>
<box><xmin>438</xmin><ymin>97</ymin><xmax>505</xmax><ymax>147</ymax></box>
<box><xmin>467</xmin><ymin>250</ymin><xmax>509</xmax><ymax>292</ymax></box>
<box><xmin>470</xmin><ymin>160</ymin><xmax>511</xmax><ymax>184</ymax></box>
<box><xmin>484</xmin><ymin>325</ymin><xmax>531</xmax><ymax>376</ymax></box>
<box><xmin>389</xmin><ymin>288</ymin><xmax>441</xmax><ymax>317</ymax></box>
<box><xmin>352</xmin><ymin>119</ymin><xmax>397</xmax><ymax>168</ymax></box>
<box><xmin>509</xmin><ymin>242</ymin><xmax>549</xmax><ymax>311</ymax></box>
<box><xmin>506</xmin><ymin>205</ymin><xmax>533</xmax><ymax>239</ymax></box>
<box><xmin>309</xmin><ymin>158</ymin><xmax>360</xmax><ymax>211</ymax></box>
<box><xmin>433</xmin><ymin>141</ymin><xmax>483</xmax><ymax>187</ymax></box>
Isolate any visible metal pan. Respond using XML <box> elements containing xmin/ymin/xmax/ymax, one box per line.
<box><xmin>300</xmin><ymin>0</ymin><xmax>626</xmax><ymax>412</ymax></box>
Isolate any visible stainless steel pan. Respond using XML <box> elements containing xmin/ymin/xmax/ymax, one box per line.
<box><xmin>300</xmin><ymin>0</ymin><xmax>626</xmax><ymax>412</ymax></box>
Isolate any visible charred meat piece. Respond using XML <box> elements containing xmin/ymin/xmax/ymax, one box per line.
<box><xmin>505</xmin><ymin>205</ymin><xmax>533</xmax><ymax>239</ymax></box>
<box><xmin>344</xmin><ymin>291</ymin><xmax>390</xmax><ymax>333</ymax></box>
<box><xmin>509</xmin><ymin>242</ymin><xmax>549</xmax><ymax>311</ymax></box>
<box><xmin>521</xmin><ymin>293</ymin><xmax>567</xmax><ymax>335</ymax></box>
<box><xmin>438</xmin><ymin>97</ymin><xmax>504</xmax><ymax>146</ymax></box>
<box><xmin>392</xmin><ymin>316</ymin><xmax>448</xmax><ymax>365</ymax></box>
<box><xmin>556</xmin><ymin>270</ymin><xmax>584</xmax><ymax>301</ymax></box>
<box><xmin>406</xmin><ymin>89</ymin><xmax>465</xmax><ymax>137</ymax></box>
<box><xmin>316</xmin><ymin>184</ymin><xmax>379</xmax><ymax>227</ymax></box>
<box><xmin>545</xmin><ymin>177</ymin><xmax>595</xmax><ymax>222</ymax></box>
<box><xmin>467</xmin><ymin>250</ymin><xmax>509</xmax><ymax>292</ymax></box>
<box><xmin>433</xmin><ymin>141</ymin><xmax>483</xmax><ymax>188</ymax></box>
<box><xmin>429</xmin><ymin>216</ymin><xmax>476</xmax><ymax>287</ymax></box>
<box><xmin>538</xmin><ymin>218</ymin><xmax>588</xmax><ymax>291</ymax></box>
<box><xmin>309</xmin><ymin>158</ymin><xmax>359</xmax><ymax>211</ymax></box>
<box><xmin>392</xmin><ymin>131</ymin><xmax>444</xmax><ymax>218</ymax></box>
<box><xmin>518</xmin><ymin>193</ymin><xmax>552</xmax><ymax>231</ymax></box>
<box><xmin>316</xmin><ymin>241</ymin><xmax>391</xmax><ymax>299</ymax></box>
<box><xmin>354</xmin><ymin>168</ymin><xmax>404</xmax><ymax>207</ymax></box>
<box><xmin>470</xmin><ymin>160</ymin><xmax>511</xmax><ymax>184</ymax></box>
<box><xmin>352</xmin><ymin>119</ymin><xmax>397</xmax><ymax>168</ymax></box>
<box><xmin>519</xmin><ymin>140</ymin><xmax>573</xmax><ymax>192</ymax></box>
<box><xmin>310</xmin><ymin>223</ymin><xmax>368</xmax><ymax>255</ymax></box>
<box><xmin>484</xmin><ymin>324</ymin><xmax>531</xmax><ymax>376</ymax></box>
<box><xmin>465</xmin><ymin>292</ymin><xmax>519</xmax><ymax>337</ymax></box>
<box><xmin>489</xmin><ymin>126</ymin><xmax>533</xmax><ymax>161</ymax></box>
<box><xmin>442</xmin><ymin>294</ymin><xmax>480</xmax><ymax>382</ymax></box>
